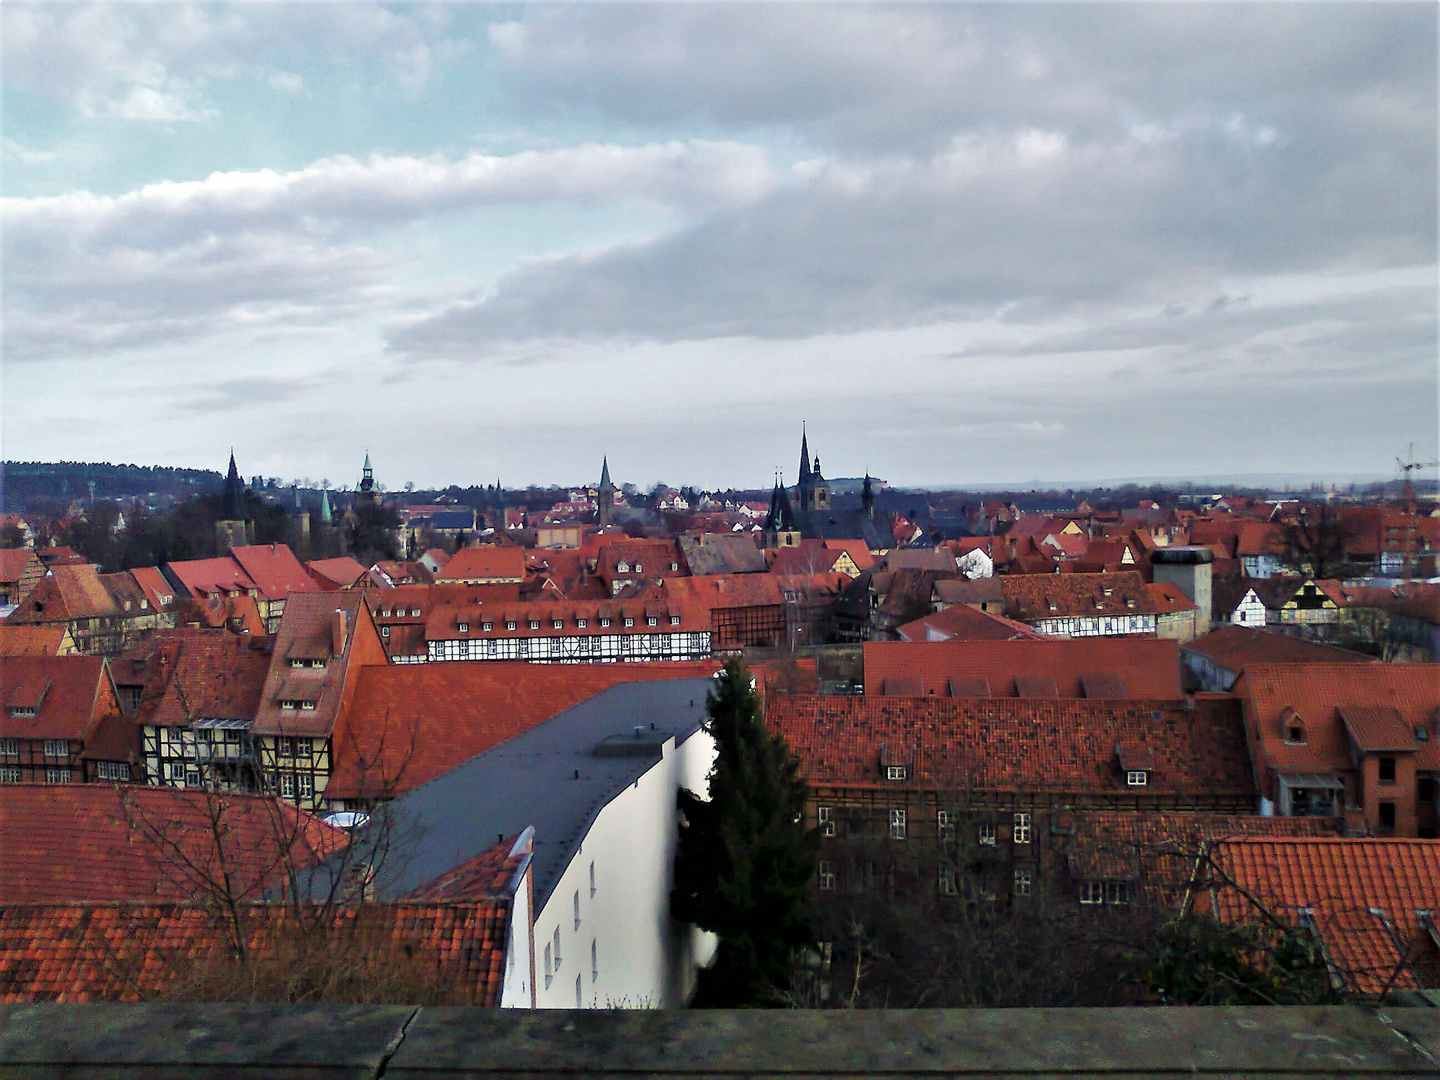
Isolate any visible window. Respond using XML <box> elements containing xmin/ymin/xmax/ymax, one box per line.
<box><xmin>481</xmin><ymin>621</ymin><xmax>494</xmax><ymax>632</ymax></box>
<box><xmin>11</xmin><ymin>707</ymin><xmax>35</xmax><ymax>719</ymax></box>
<box><xmin>529</xmin><ymin>621</ymin><xmax>540</xmax><ymax>631</ymax></box>
<box><xmin>295</xmin><ymin>738</ymin><xmax>312</xmax><ymax>758</ymax></box>
<box><xmin>280</xmin><ymin>773</ymin><xmax>295</xmax><ymax>799</ymax></box>
<box><xmin>96</xmin><ymin>761</ymin><xmax>130</xmax><ymax>782</ymax></box>
<box><xmin>278</xmin><ymin>738</ymin><xmax>294</xmax><ymax>758</ymax></box>
<box><xmin>1012</xmin><ymin>813</ymin><xmax>1031</xmax><ymax>844</ymax></box>
<box><xmin>670</xmin><ymin>616</ymin><xmax>680</xmax><ymax>626</ymax></box>
<box><xmin>818</xmin><ymin>806</ymin><xmax>834</xmax><ymax>837</ymax></box>
<box><xmin>300</xmin><ymin>700</ymin><xmax>316</xmax><ymax>712</ymax></box>
<box><xmin>938</xmin><ymin>865</ymin><xmax>957</xmax><ymax>895</ymax></box>
<box><xmin>577</xmin><ymin>619</ymin><xmax>587</xmax><ymax>629</ymax></box>
<box><xmin>818</xmin><ymin>860</ymin><xmax>836</xmax><ymax>891</ymax></box>
<box><xmin>633</xmin><ymin>563</ymin><xmax>642</xmax><ymax>574</ymax></box>
<box><xmin>458</xmin><ymin>622</ymin><xmax>469</xmax><ymax>634</ymax></box>
<box><xmin>1379</xmin><ymin>801</ymin><xmax>1396</xmax><ymax>832</ymax></box>
<box><xmin>544</xmin><ymin>943</ymin><xmax>553</xmax><ymax>989</ymax></box>
<box><xmin>381</xmin><ymin>626</ymin><xmax>391</xmax><ymax>639</ymax></box>
<box><xmin>573</xmin><ymin>889</ymin><xmax>581</xmax><ymax>931</ymax></box>
<box><xmin>1013</xmin><ymin>868</ymin><xmax>1032</xmax><ymax>897</ymax></box>
<box><xmin>280</xmin><ymin>700</ymin><xmax>297</xmax><ymax>711</ymax></box>
<box><xmin>617</xmin><ymin>561</ymin><xmax>630</xmax><ymax>573</ymax></box>
<box><xmin>552</xmin><ymin>620</ymin><xmax>563</xmax><ymax>630</ymax></box>
<box><xmin>0</xmin><ymin>767</ymin><xmax>21</xmax><ymax>783</ymax></box>
<box><xmin>599</xmin><ymin>618</ymin><xmax>611</xmax><ymax>628</ymax></box>
<box><xmin>298</xmin><ymin>774</ymin><xmax>314</xmax><ymax>800</ymax></box>
<box><xmin>552</xmin><ymin>927</ymin><xmax>562</xmax><ymax>970</ymax></box>
<box><xmin>1378</xmin><ymin>757</ymin><xmax>1396</xmax><ymax>784</ymax></box>
<box><xmin>506</xmin><ymin>621</ymin><xmax>517</xmax><ymax>631</ymax></box>
<box><xmin>43</xmin><ymin>740</ymin><xmax>68</xmax><ymax>758</ymax></box>
<box><xmin>1081</xmin><ymin>881</ymin><xmax>1131</xmax><ymax>906</ymax></box>
<box><xmin>185</xmin><ymin>767</ymin><xmax>201</xmax><ymax>787</ymax></box>
<box><xmin>885</xmin><ymin>764</ymin><xmax>907</xmax><ymax>781</ymax></box>
<box><xmin>45</xmin><ymin>767</ymin><xmax>72</xmax><ymax>784</ymax></box>
<box><xmin>411</xmin><ymin>608</ymin><xmax>421</xmax><ymax>618</ymax></box>
<box><xmin>589</xmin><ymin>860</ymin><xmax>596</xmax><ymax>898</ymax></box>
<box><xmin>937</xmin><ymin>810</ymin><xmax>954</xmax><ymax>840</ymax></box>
<box><xmin>0</xmin><ymin>738</ymin><xmax>19</xmax><ymax>757</ymax></box>
<box><xmin>1125</xmin><ymin>770</ymin><xmax>1149</xmax><ymax>787</ymax></box>
<box><xmin>624</xmin><ymin>617</ymin><xmax>634</xmax><ymax>628</ymax></box>
<box><xmin>647</xmin><ymin>617</ymin><xmax>657</xmax><ymax>627</ymax></box>
<box><xmin>890</xmin><ymin>808</ymin><xmax>907</xmax><ymax>841</ymax></box>
<box><xmin>978</xmin><ymin>823</ymin><xmax>997</xmax><ymax>846</ymax></box>
<box><xmin>1416</xmin><ymin>726</ymin><xmax>1431</xmax><ymax>743</ymax></box>
<box><xmin>670</xmin><ymin>562</ymin><xmax>679</xmax><ymax>572</ymax></box>
<box><xmin>592</xmin><ymin>939</ymin><xmax>598</xmax><ymax>984</ymax></box>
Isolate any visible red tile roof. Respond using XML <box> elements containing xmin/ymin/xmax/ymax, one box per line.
<box><xmin>0</xmin><ymin>626</ymin><xmax>69</xmax><ymax>657</ymax></box>
<box><xmin>1145</xmin><ymin>581</ymin><xmax>1197</xmax><ymax>612</ymax></box>
<box><xmin>406</xmin><ymin>836</ymin><xmax>526</xmax><ymax>903</ymax></box>
<box><xmin>1203</xmin><ymin>838</ymin><xmax>1440</xmax><ymax>995</ymax></box>
<box><xmin>1233</xmin><ymin>664</ymin><xmax>1440</xmax><ymax>777</ymax></box>
<box><xmin>0</xmin><ymin>784</ymin><xmax>346</xmax><ymax>904</ymax></box>
<box><xmin>5</xmin><ymin>565</ymin><xmax>118</xmax><ymax>624</ymax></box>
<box><xmin>328</xmin><ymin>660</ymin><xmax>719</xmax><ymax>799</ymax></box>
<box><xmin>252</xmin><ymin>594</ymin><xmax>389</xmax><ymax>738</ymax></box>
<box><xmin>165</xmin><ymin>557</ymin><xmax>257</xmax><ymax>598</ymax></box>
<box><xmin>1182</xmin><ymin>626</ymin><xmax>1375</xmax><ymax>673</ymax></box>
<box><xmin>305</xmin><ymin>557</ymin><xmax>369</xmax><ymax>590</ymax></box>
<box><xmin>896</xmin><ymin>604</ymin><xmax>1048</xmax><ymax>643</ymax></box>
<box><xmin>864</xmin><ymin>639</ymin><xmax>1183</xmax><ymax>699</ymax></box>
<box><xmin>0</xmin><ymin>549</ymin><xmax>39</xmax><ymax>585</ymax></box>
<box><xmin>121</xmin><ymin>629</ymin><xmax>272</xmax><ymax>728</ymax></box>
<box><xmin>0</xmin><ymin>900</ymin><xmax>511</xmax><ymax>1005</ymax></box>
<box><xmin>0</xmin><ymin>655</ymin><xmax>113</xmax><ymax>742</ymax></box>
<box><xmin>228</xmin><ymin>545</ymin><xmax>320</xmax><ymax>601</ymax></box>
<box><xmin>129</xmin><ymin>566</ymin><xmax>178</xmax><ymax>612</ymax></box>
<box><xmin>767</xmin><ymin>695</ymin><xmax>1253</xmax><ymax>800</ymax></box>
<box><xmin>663</xmin><ymin>573</ymin><xmax>785</xmax><ymax>611</ymax></box>
<box><xmin>999</xmin><ymin>571</ymin><xmax>1165</xmax><ymax>621</ymax></box>
<box><xmin>434</xmin><ymin>546</ymin><xmax>526</xmax><ymax>583</ymax></box>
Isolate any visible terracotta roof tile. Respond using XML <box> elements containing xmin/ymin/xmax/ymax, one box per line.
<box><xmin>434</xmin><ymin>547</ymin><xmax>526</xmax><ymax>583</ymax></box>
<box><xmin>896</xmin><ymin>604</ymin><xmax>1046</xmax><ymax>643</ymax></box>
<box><xmin>768</xmin><ymin>695</ymin><xmax>1253</xmax><ymax>799</ymax></box>
<box><xmin>0</xmin><ymin>655</ymin><xmax>111</xmax><ymax>741</ymax></box>
<box><xmin>865</xmin><ymin>639</ymin><xmax>1182</xmax><ymax>698</ymax></box>
<box><xmin>1182</xmin><ymin>626</ymin><xmax>1375</xmax><ymax>671</ymax></box>
<box><xmin>228</xmin><ymin>545</ymin><xmax>319</xmax><ymax>601</ymax></box>
<box><xmin>0</xmin><ymin>626</ymin><xmax>69</xmax><ymax>657</ymax></box>
<box><xmin>1204</xmin><ymin>838</ymin><xmax>1440</xmax><ymax>994</ymax></box>
<box><xmin>999</xmin><ymin>571</ymin><xmax>1164</xmax><ymax>621</ymax></box>
<box><xmin>120</xmin><ymin>629</ymin><xmax>272</xmax><ymax>728</ymax></box>
<box><xmin>0</xmin><ymin>784</ymin><xmax>346</xmax><ymax>904</ymax></box>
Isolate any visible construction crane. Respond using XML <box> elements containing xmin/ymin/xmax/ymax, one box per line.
<box><xmin>1395</xmin><ymin>444</ymin><xmax>1438</xmax><ymax>582</ymax></box>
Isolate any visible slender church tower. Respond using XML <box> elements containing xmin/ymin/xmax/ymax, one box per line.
<box><xmin>795</xmin><ymin>425</ymin><xmax>831</xmax><ymax>513</ymax></box>
<box><xmin>355</xmin><ymin>452</ymin><xmax>380</xmax><ymax>509</ymax></box>
<box><xmin>215</xmin><ymin>451</ymin><xmax>254</xmax><ymax>552</ymax></box>
<box><xmin>596</xmin><ymin>457</ymin><xmax>617</xmax><ymax>529</ymax></box>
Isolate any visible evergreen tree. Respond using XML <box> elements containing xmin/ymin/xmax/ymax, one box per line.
<box><xmin>672</xmin><ymin>660</ymin><xmax>818</xmax><ymax>1006</ymax></box>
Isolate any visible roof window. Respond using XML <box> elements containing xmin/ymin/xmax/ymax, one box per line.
<box><xmin>506</xmin><ymin>621</ymin><xmax>517</xmax><ymax>631</ymax></box>
<box><xmin>670</xmin><ymin>615</ymin><xmax>681</xmax><ymax>626</ymax></box>
<box><xmin>552</xmin><ymin>620</ymin><xmax>563</xmax><ymax>630</ymax></box>
<box><xmin>482</xmin><ymin>621</ymin><xmax>493</xmax><ymax>632</ymax></box>
<box><xmin>458</xmin><ymin>622</ymin><xmax>469</xmax><ymax>634</ymax></box>
<box><xmin>600</xmin><ymin>617</ymin><xmax>611</xmax><ymax>628</ymax></box>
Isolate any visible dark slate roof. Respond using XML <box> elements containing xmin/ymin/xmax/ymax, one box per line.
<box><xmin>795</xmin><ymin>508</ymin><xmax>888</xmax><ymax>548</ymax></box>
<box><xmin>763</xmin><ymin>482</ymin><xmax>799</xmax><ymax>534</ymax></box>
<box><xmin>366</xmin><ymin>678</ymin><xmax>715</xmax><ymax>910</ymax></box>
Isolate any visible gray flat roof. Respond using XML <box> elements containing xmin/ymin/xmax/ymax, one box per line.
<box><xmin>370</xmin><ymin>677</ymin><xmax>714</xmax><ymax>909</ymax></box>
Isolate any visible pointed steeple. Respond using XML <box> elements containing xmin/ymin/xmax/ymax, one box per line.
<box><xmin>597</xmin><ymin>456</ymin><xmax>616</xmax><ymax>528</ymax></box>
<box><xmin>862</xmin><ymin>472</ymin><xmax>874</xmax><ymax>520</ymax></box>
<box><xmin>222</xmin><ymin>450</ymin><xmax>244</xmax><ymax>520</ymax></box>
<box><xmin>599</xmin><ymin>456</ymin><xmax>614</xmax><ymax>492</ymax></box>
<box><xmin>363</xmin><ymin>452</ymin><xmax>373</xmax><ymax>478</ymax></box>
<box><xmin>799</xmin><ymin>424</ymin><xmax>812</xmax><ymax>483</ymax></box>
<box><xmin>764</xmin><ymin>476</ymin><xmax>799</xmax><ymax>535</ymax></box>
<box><xmin>320</xmin><ymin>489</ymin><xmax>333</xmax><ymax>524</ymax></box>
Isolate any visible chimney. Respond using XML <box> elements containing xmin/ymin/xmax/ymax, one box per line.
<box><xmin>332</xmin><ymin>608</ymin><xmax>348</xmax><ymax>656</ymax></box>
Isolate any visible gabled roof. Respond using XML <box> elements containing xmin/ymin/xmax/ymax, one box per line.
<box><xmin>5</xmin><ymin>565</ymin><xmax>118</xmax><ymax>624</ymax></box>
<box><xmin>0</xmin><ymin>549</ymin><xmax>41</xmax><ymax>585</ymax></box>
<box><xmin>1203</xmin><ymin>839</ymin><xmax>1440</xmax><ymax>995</ymax></box>
<box><xmin>228</xmin><ymin>545</ymin><xmax>318</xmax><ymax>601</ymax></box>
<box><xmin>121</xmin><ymin>629</ymin><xmax>272</xmax><ymax>728</ymax></box>
<box><xmin>767</xmin><ymin>695</ymin><xmax>1253</xmax><ymax>799</ymax></box>
<box><xmin>865</xmin><ymin>639</ymin><xmax>1182</xmax><ymax>699</ymax></box>
<box><xmin>0</xmin><ymin>655</ymin><xmax>112</xmax><ymax>742</ymax></box>
<box><xmin>0</xmin><ymin>626</ymin><xmax>70</xmax><ymax>657</ymax></box>
<box><xmin>679</xmin><ymin>534</ymin><xmax>768</xmax><ymax>576</ymax></box>
<box><xmin>999</xmin><ymin>571</ymin><xmax>1162</xmax><ymax>621</ymax></box>
<box><xmin>129</xmin><ymin>567</ymin><xmax>178</xmax><ymax>611</ymax></box>
<box><xmin>896</xmin><ymin>604</ymin><xmax>1048</xmax><ymax>642</ymax></box>
<box><xmin>0</xmin><ymin>900</ymin><xmax>511</xmax><ymax>1005</ymax></box>
<box><xmin>252</xmin><ymin>593</ymin><xmax>388</xmax><ymax>738</ymax></box>
<box><xmin>165</xmin><ymin>557</ymin><xmax>257</xmax><ymax>598</ymax></box>
<box><xmin>1182</xmin><ymin>626</ymin><xmax>1374</xmax><ymax>674</ymax></box>
<box><xmin>434</xmin><ymin>546</ymin><xmax>527</xmax><ymax>583</ymax></box>
<box><xmin>1234</xmin><ymin>663</ymin><xmax>1440</xmax><ymax>775</ymax></box>
<box><xmin>305</xmin><ymin>557</ymin><xmax>369</xmax><ymax>590</ymax></box>
<box><xmin>663</xmin><ymin>573</ymin><xmax>785</xmax><ymax>611</ymax></box>
<box><xmin>0</xmin><ymin>784</ymin><xmax>345</xmax><ymax>904</ymax></box>
<box><xmin>327</xmin><ymin>660</ymin><xmax>720</xmax><ymax>799</ymax></box>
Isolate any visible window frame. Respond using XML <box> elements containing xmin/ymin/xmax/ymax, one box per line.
<box><xmin>1012</xmin><ymin>812</ymin><xmax>1031</xmax><ymax>845</ymax></box>
<box><xmin>889</xmin><ymin>807</ymin><xmax>907</xmax><ymax>841</ymax></box>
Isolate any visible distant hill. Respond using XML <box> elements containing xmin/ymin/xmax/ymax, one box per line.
<box><xmin>1</xmin><ymin>461</ymin><xmax>223</xmax><ymax>513</ymax></box>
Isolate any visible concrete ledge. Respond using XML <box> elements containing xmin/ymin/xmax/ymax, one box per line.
<box><xmin>0</xmin><ymin>1005</ymin><xmax>1436</xmax><ymax>1079</ymax></box>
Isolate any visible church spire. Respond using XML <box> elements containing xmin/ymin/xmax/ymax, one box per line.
<box><xmin>222</xmin><ymin>450</ymin><xmax>244</xmax><ymax>520</ymax></box>
<box><xmin>798</xmin><ymin>424</ymin><xmax>812</xmax><ymax>484</ymax></box>
<box><xmin>599</xmin><ymin>456</ymin><xmax>614</xmax><ymax>492</ymax></box>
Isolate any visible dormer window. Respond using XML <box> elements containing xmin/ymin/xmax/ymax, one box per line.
<box><xmin>300</xmin><ymin>700</ymin><xmax>316</xmax><ymax>712</ymax></box>
<box><xmin>885</xmin><ymin>764</ymin><xmax>907</xmax><ymax>781</ymax></box>
<box><xmin>1280</xmin><ymin>707</ymin><xmax>1305</xmax><ymax>745</ymax></box>
<box><xmin>670</xmin><ymin>562</ymin><xmax>678</xmax><ymax>571</ymax></box>
<box><xmin>623</xmin><ymin>617</ymin><xmax>635</xmax><ymax>628</ymax></box>
<box><xmin>10</xmin><ymin>707</ymin><xmax>35</xmax><ymax>719</ymax></box>
<box><xmin>1125</xmin><ymin>770</ymin><xmax>1149</xmax><ymax>787</ymax></box>
<box><xmin>634</xmin><ymin>563</ymin><xmax>642</xmax><ymax>573</ymax></box>
<box><xmin>505</xmin><ymin>621</ymin><xmax>517</xmax><ymax>631</ymax></box>
<box><xmin>669</xmin><ymin>615</ymin><xmax>680</xmax><ymax>626</ymax></box>
<box><xmin>599</xmin><ymin>617</ymin><xmax>611</xmax><ymax>628</ymax></box>
<box><xmin>617</xmin><ymin>561</ymin><xmax>630</xmax><ymax>573</ymax></box>
<box><xmin>482</xmin><ymin>621</ymin><xmax>493</xmax><ymax>632</ymax></box>
<box><xmin>529</xmin><ymin>620</ymin><xmax>540</xmax><ymax>630</ymax></box>
<box><xmin>458</xmin><ymin>621</ymin><xmax>469</xmax><ymax>634</ymax></box>
<box><xmin>577</xmin><ymin>618</ymin><xmax>587</xmax><ymax>629</ymax></box>
<box><xmin>647</xmin><ymin>616</ymin><xmax>657</xmax><ymax>627</ymax></box>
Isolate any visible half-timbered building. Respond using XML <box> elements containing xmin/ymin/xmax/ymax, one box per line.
<box><xmin>0</xmin><ymin>655</ymin><xmax>119</xmax><ymax>784</ymax></box>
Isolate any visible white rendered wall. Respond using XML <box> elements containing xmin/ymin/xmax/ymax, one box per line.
<box><xmin>528</xmin><ymin>725</ymin><xmax>718</xmax><ymax>1009</ymax></box>
<box><xmin>499</xmin><ymin>861</ymin><xmax>534</xmax><ymax>1008</ymax></box>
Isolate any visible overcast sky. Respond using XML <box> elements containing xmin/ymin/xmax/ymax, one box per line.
<box><xmin>3</xmin><ymin>2</ymin><xmax>1435</xmax><ymax>492</ymax></box>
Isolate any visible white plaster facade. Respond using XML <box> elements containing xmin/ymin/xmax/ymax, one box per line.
<box><xmin>520</xmin><ymin>726</ymin><xmax>719</xmax><ymax>1010</ymax></box>
<box><xmin>428</xmin><ymin>631</ymin><xmax>711</xmax><ymax>664</ymax></box>
<box><xmin>956</xmin><ymin>549</ymin><xmax>994</xmax><ymax>580</ymax></box>
<box><xmin>1031</xmin><ymin>614</ymin><xmax>1157</xmax><ymax>637</ymax></box>
<box><xmin>1227</xmin><ymin>589</ymin><xmax>1268</xmax><ymax>629</ymax></box>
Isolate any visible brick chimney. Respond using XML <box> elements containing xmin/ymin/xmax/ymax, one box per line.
<box><xmin>332</xmin><ymin>608</ymin><xmax>348</xmax><ymax>657</ymax></box>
